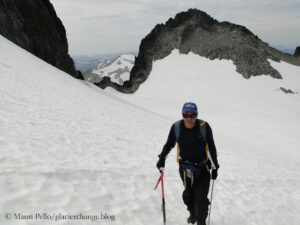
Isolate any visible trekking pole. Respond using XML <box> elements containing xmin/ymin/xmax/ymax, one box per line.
<box><xmin>207</xmin><ymin>180</ymin><xmax>215</xmax><ymax>225</ymax></box>
<box><xmin>154</xmin><ymin>170</ymin><xmax>166</xmax><ymax>225</ymax></box>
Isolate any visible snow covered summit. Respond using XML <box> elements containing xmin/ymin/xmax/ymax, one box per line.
<box><xmin>84</xmin><ymin>54</ymin><xmax>135</xmax><ymax>85</ymax></box>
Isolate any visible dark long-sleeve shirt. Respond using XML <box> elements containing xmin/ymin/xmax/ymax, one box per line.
<box><xmin>160</xmin><ymin>119</ymin><xmax>219</xmax><ymax>169</ymax></box>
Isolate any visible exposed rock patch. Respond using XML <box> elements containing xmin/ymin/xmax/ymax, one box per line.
<box><xmin>280</xmin><ymin>87</ymin><xmax>297</xmax><ymax>94</ymax></box>
<box><xmin>294</xmin><ymin>47</ymin><xmax>300</xmax><ymax>57</ymax></box>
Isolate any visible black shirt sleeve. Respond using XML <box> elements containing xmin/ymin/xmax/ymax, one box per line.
<box><xmin>206</xmin><ymin>122</ymin><xmax>219</xmax><ymax>169</ymax></box>
<box><xmin>159</xmin><ymin>124</ymin><xmax>177</xmax><ymax>159</ymax></box>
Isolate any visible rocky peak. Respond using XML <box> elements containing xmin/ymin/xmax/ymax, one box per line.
<box><xmin>96</xmin><ymin>9</ymin><xmax>300</xmax><ymax>93</ymax></box>
<box><xmin>0</xmin><ymin>0</ymin><xmax>83</xmax><ymax>79</ymax></box>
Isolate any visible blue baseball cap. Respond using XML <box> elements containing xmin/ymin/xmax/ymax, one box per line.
<box><xmin>182</xmin><ymin>102</ymin><xmax>198</xmax><ymax>114</ymax></box>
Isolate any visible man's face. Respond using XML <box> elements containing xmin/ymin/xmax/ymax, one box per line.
<box><xmin>183</xmin><ymin>110</ymin><xmax>197</xmax><ymax>129</ymax></box>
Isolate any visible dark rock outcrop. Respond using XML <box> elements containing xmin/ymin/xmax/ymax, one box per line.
<box><xmin>76</xmin><ymin>70</ymin><xmax>84</xmax><ymax>80</ymax></box>
<box><xmin>96</xmin><ymin>77</ymin><xmax>139</xmax><ymax>93</ymax></box>
<box><xmin>280</xmin><ymin>87</ymin><xmax>296</xmax><ymax>94</ymax></box>
<box><xmin>294</xmin><ymin>47</ymin><xmax>300</xmax><ymax>57</ymax></box>
<box><xmin>0</xmin><ymin>0</ymin><xmax>82</xmax><ymax>79</ymax></box>
<box><xmin>97</xmin><ymin>9</ymin><xmax>300</xmax><ymax>93</ymax></box>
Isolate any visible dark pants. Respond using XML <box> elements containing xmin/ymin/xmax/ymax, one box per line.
<box><xmin>179</xmin><ymin>166</ymin><xmax>210</xmax><ymax>224</ymax></box>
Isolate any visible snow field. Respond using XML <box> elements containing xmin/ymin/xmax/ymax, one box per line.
<box><xmin>107</xmin><ymin>50</ymin><xmax>300</xmax><ymax>225</ymax></box>
<box><xmin>0</xmin><ymin>36</ymin><xmax>170</xmax><ymax>225</ymax></box>
<box><xmin>1</xmin><ymin>36</ymin><xmax>300</xmax><ymax>225</ymax></box>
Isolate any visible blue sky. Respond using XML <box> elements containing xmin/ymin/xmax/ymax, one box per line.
<box><xmin>50</xmin><ymin>0</ymin><xmax>300</xmax><ymax>56</ymax></box>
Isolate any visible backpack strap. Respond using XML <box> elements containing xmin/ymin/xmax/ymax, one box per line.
<box><xmin>198</xmin><ymin>119</ymin><xmax>209</xmax><ymax>161</ymax></box>
<box><xmin>174</xmin><ymin>120</ymin><xmax>181</xmax><ymax>163</ymax></box>
<box><xmin>198</xmin><ymin>119</ymin><xmax>207</xmax><ymax>143</ymax></box>
<box><xmin>174</xmin><ymin>120</ymin><xmax>181</xmax><ymax>140</ymax></box>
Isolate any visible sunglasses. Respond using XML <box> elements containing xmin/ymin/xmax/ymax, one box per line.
<box><xmin>182</xmin><ymin>113</ymin><xmax>197</xmax><ymax>118</ymax></box>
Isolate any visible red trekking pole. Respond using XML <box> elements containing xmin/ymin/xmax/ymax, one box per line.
<box><xmin>154</xmin><ymin>170</ymin><xmax>166</xmax><ymax>225</ymax></box>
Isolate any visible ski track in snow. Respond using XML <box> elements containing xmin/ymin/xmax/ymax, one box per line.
<box><xmin>1</xmin><ymin>36</ymin><xmax>300</xmax><ymax>225</ymax></box>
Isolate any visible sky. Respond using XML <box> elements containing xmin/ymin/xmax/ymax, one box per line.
<box><xmin>49</xmin><ymin>0</ymin><xmax>300</xmax><ymax>57</ymax></box>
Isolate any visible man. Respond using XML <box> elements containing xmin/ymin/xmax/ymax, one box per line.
<box><xmin>156</xmin><ymin>102</ymin><xmax>219</xmax><ymax>225</ymax></box>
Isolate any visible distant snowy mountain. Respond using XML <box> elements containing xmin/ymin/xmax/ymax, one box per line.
<box><xmin>1</xmin><ymin>34</ymin><xmax>300</xmax><ymax>225</ymax></box>
<box><xmin>84</xmin><ymin>54</ymin><xmax>135</xmax><ymax>85</ymax></box>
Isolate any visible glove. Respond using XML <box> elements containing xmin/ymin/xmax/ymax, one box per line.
<box><xmin>211</xmin><ymin>169</ymin><xmax>218</xmax><ymax>180</ymax></box>
<box><xmin>156</xmin><ymin>155</ymin><xmax>165</xmax><ymax>172</ymax></box>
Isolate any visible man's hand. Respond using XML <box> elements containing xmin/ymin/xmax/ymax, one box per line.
<box><xmin>211</xmin><ymin>169</ymin><xmax>218</xmax><ymax>180</ymax></box>
<box><xmin>156</xmin><ymin>155</ymin><xmax>165</xmax><ymax>172</ymax></box>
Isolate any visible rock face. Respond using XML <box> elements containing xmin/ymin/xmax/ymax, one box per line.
<box><xmin>97</xmin><ymin>9</ymin><xmax>300</xmax><ymax>93</ymax></box>
<box><xmin>0</xmin><ymin>0</ymin><xmax>81</xmax><ymax>79</ymax></box>
<box><xmin>294</xmin><ymin>47</ymin><xmax>300</xmax><ymax>57</ymax></box>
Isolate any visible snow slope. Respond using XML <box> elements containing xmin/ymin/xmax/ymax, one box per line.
<box><xmin>106</xmin><ymin>50</ymin><xmax>300</xmax><ymax>225</ymax></box>
<box><xmin>88</xmin><ymin>54</ymin><xmax>135</xmax><ymax>85</ymax></box>
<box><xmin>1</xmin><ymin>34</ymin><xmax>300</xmax><ymax>225</ymax></box>
<box><xmin>0</xmin><ymin>36</ymin><xmax>166</xmax><ymax>225</ymax></box>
